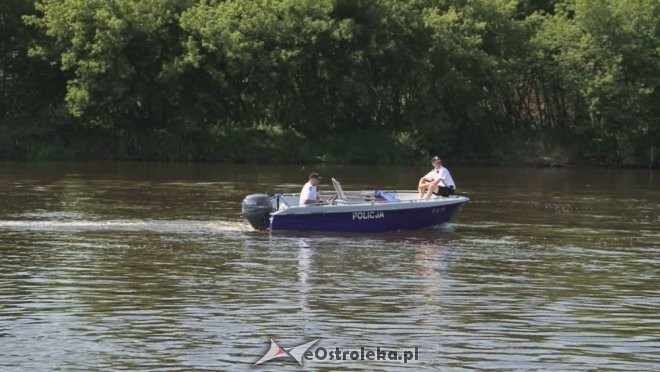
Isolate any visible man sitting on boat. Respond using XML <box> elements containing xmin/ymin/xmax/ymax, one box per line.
<box><xmin>418</xmin><ymin>156</ymin><xmax>456</xmax><ymax>199</ymax></box>
<box><xmin>299</xmin><ymin>172</ymin><xmax>323</xmax><ymax>205</ymax></box>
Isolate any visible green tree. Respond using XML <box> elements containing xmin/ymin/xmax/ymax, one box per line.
<box><xmin>25</xmin><ymin>0</ymin><xmax>194</xmax><ymax>130</ymax></box>
<box><xmin>8</xmin><ymin>0</ymin><xmax>658</xmax><ymax>165</ymax></box>
<box><xmin>534</xmin><ymin>0</ymin><xmax>660</xmax><ymax>164</ymax></box>
<box><xmin>1</xmin><ymin>0</ymin><xmax>66</xmax><ymax>158</ymax></box>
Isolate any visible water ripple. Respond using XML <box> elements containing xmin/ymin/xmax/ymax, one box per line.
<box><xmin>0</xmin><ymin>164</ymin><xmax>658</xmax><ymax>370</ymax></box>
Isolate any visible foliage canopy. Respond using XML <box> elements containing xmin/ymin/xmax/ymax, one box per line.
<box><xmin>1</xmin><ymin>0</ymin><xmax>658</xmax><ymax>165</ymax></box>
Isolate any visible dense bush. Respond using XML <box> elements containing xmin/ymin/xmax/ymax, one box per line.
<box><xmin>1</xmin><ymin>0</ymin><xmax>658</xmax><ymax>166</ymax></box>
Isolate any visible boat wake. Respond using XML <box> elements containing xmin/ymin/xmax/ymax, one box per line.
<box><xmin>429</xmin><ymin>222</ymin><xmax>455</xmax><ymax>232</ymax></box>
<box><xmin>0</xmin><ymin>219</ymin><xmax>253</xmax><ymax>234</ymax></box>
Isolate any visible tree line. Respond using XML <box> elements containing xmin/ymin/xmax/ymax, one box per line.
<box><xmin>1</xmin><ymin>0</ymin><xmax>658</xmax><ymax>166</ymax></box>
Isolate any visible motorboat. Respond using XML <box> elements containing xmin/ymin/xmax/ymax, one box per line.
<box><xmin>241</xmin><ymin>178</ymin><xmax>468</xmax><ymax>233</ymax></box>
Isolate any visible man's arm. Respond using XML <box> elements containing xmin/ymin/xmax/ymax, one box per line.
<box><xmin>304</xmin><ymin>190</ymin><xmax>322</xmax><ymax>204</ymax></box>
<box><xmin>437</xmin><ymin>169</ymin><xmax>448</xmax><ymax>187</ymax></box>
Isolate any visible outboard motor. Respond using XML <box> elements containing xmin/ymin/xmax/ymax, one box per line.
<box><xmin>241</xmin><ymin>194</ymin><xmax>272</xmax><ymax>230</ymax></box>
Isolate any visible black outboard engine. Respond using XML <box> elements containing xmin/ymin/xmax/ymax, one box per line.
<box><xmin>242</xmin><ymin>194</ymin><xmax>272</xmax><ymax>230</ymax></box>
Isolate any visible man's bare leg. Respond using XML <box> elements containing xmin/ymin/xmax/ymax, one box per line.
<box><xmin>424</xmin><ymin>184</ymin><xmax>438</xmax><ymax>199</ymax></box>
<box><xmin>418</xmin><ymin>181</ymin><xmax>430</xmax><ymax>198</ymax></box>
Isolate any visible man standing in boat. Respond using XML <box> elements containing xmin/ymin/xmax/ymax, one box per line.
<box><xmin>418</xmin><ymin>156</ymin><xmax>456</xmax><ymax>199</ymax></box>
<box><xmin>299</xmin><ymin>172</ymin><xmax>323</xmax><ymax>205</ymax></box>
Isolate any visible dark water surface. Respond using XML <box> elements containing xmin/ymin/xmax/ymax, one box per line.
<box><xmin>0</xmin><ymin>162</ymin><xmax>658</xmax><ymax>371</ymax></box>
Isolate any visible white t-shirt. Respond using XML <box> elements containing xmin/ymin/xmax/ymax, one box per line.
<box><xmin>424</xmin><ymin>167</ymin><xmax>456</xmax><ymax>188</ymax></box>
<box><xmin>299</xmin><ymin>181</ymin><xmax>318</xmax><ymax>205</ymax></box>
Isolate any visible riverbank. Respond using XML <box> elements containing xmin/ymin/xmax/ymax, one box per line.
<box><xmin>1</xmin><ymin>123</ymin><xmax>657</xmax><ymax>168</ymax></box>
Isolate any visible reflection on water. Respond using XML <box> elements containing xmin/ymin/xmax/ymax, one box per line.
<box><xmin>0</xmin><ymin>162</ymin><xmax>658</xmax><ymax>370</ymax></box>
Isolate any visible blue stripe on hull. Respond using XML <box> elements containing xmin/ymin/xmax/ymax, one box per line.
<box><xmin>270</xmin><ymin>201</ymin><xmax>466</xmax><ymax>232</ymax></box>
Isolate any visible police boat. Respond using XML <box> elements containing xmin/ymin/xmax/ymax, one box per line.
<box><xmin>241</xmin><ymin>178</ymin><xmax>469</xmax><ymax>233</ymax></box>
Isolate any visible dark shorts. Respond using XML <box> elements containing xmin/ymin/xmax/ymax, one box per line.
<box><xmin>434</xmin><ymin>186</ymin><xmax>455</xmax><ymax>197</ymax></box>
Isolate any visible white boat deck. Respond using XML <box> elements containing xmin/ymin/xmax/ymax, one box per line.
<box><xmin>274</xmin><ymin>190</ymin><xmax>466</xmax><ymax>214</ymax></box>
<box><xmin>271</xmin><ymin>178</ymin><xmax>467</xmax><ymax>215</ymax></box>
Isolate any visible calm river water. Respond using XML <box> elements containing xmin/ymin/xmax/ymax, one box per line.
<box><xmin>0</xmin><ymin>162</ymin><xmax>658</xmax><ymax>371</ymax></box>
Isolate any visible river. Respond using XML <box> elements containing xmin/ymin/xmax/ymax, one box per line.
<box><xmin>0</xmin><ymin>162</ymin><xmax>658</xmax><ymax>370</ymax></box>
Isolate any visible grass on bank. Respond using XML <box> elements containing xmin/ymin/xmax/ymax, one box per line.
<box><xmin>0</xmin><ymin>120</ymin><xmax>656</xmax><ymax>167</ymax></box>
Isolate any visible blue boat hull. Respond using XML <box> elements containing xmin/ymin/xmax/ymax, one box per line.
<box><xmin>270</xmin><ymin>201</ymin><xmax>466</xmax><ymax>232</ymax></box>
